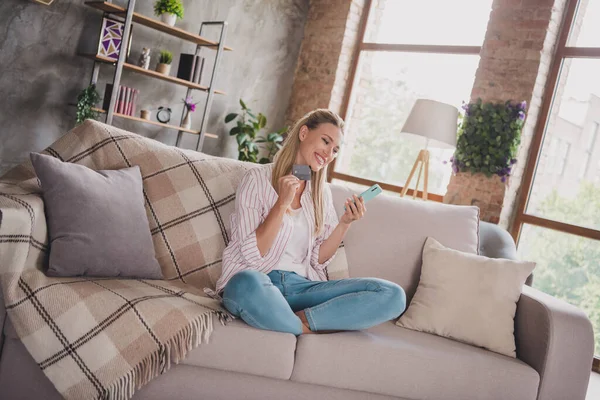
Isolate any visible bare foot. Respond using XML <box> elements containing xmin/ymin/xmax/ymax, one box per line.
<box><xmin>294</xmin><ymin>310</ymin><xmax>314</xmax><ymax>334</ymax></box>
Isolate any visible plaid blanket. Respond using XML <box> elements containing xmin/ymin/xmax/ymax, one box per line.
<box><xmin>0</xmin><ymin>120</ymin><xmax>254</xmax><ymax>399</ymax></box>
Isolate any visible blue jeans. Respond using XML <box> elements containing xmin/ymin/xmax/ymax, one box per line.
<box><xmin>222</xmin><ymin>269</ymin><xmax>406</xmax><ymax>336</ymax></box>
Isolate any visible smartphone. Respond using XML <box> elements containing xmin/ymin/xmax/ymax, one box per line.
<box><xmin>292</xmin><ymin>164</ymin><xmax>311</xmax><ymax>181</ymax></box>
<box><xmin>344</xmin><ymin>184</ymin><xmax>382</xmax><ymax>210</ymax></box>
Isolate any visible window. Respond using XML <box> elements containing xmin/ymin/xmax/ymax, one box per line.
<box><xmin>518</xmin><ymin>224</ymin><xmax>600</xmax><ymax>355</ymax></box>
<box><xmin>365</xmin><ymin>0</ymin><xmax>492</xmax><ymax>46</ymax></box>
<box><xmin>547</xmin><ymin>138</ymin><xmax>558</xmax><ymax>174</ymax></box>
<box><xmin>580</xmin><ymin>122</ymin><xmax>599</xmax><ymax>178</ymax></box>
<box><xmin>516</xmin><ymin>0</ymin><xmax>600</xmax><ymax>358</ymax></box>
<box><xmin>557</xmin><ymin>141</ymin><xmax>570</xmax><ymax>176</ymax></box>
<box><xmin>336</xmin><ymin>52</ymin><xmax>479</xmax><ymax>195</ymax></box>
<box><xmin>567</xmin><ymin>0</ymin><xmax>600</xmax><ymax>47</ymax></box>
<box><xmin>580</xmin><ymin>153</ymin><xmax>590</xmax><ymax>178</ymax></box>
<box><xmin>526</xmin><ymin>59</ymin><xmax>600</xmax><ymax>226</ymax></box>
<box><xmin>536</xmin><ymin>154</ymin><xmax>547</xmax><ymax>176</ymax></box>
<box><xmin>586</xmin><ymin>122</ymin><xmax>599</xmax><ymax>150</ymax></box>
<box><xmin>330</xmin><ymin>0</ymin><xmax>493</xmax><ymax>198</ymax></box>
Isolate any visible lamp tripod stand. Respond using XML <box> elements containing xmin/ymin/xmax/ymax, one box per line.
<box><xmin>399</xmin><ymin>99</ymin><xmax>459</xmax><ymax>200</ymax></box>
<box><xmin>400</xmin><ymin>149</ymin><xmax>430</xmax><ymax>201</ymax></box>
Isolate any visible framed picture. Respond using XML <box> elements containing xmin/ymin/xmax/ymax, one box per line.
<box><xmin>97</xmin><ymin>17</ymin><xmax>133</xmax><ymax>61</ymax></box>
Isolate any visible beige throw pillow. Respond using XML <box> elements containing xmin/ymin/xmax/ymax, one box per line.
<box><xmin>396</xmin><ymin>237</ymin><xmax>535</xmax><ymax>358</ymax></box>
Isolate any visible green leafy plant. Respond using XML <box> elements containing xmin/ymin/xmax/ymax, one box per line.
<box><xmin>158</xmin><ymin>50</ymin><xmax>173</xmax><ymax>64</ymax></box>
<box><xmin>153</xmin><ymin>0</ymin><xmax>184</xmax><ymax>19</ymax></box>
<box><xmin>451</xmin><ymin>98</ymin><xmax>527</xmax><ymax>182</ymax></box>
<box><xmin>225</xmin><ymin>99</ymin><xmax>287</xmax><ymax>163</ymax></box>
<box><xmin>75</xmin><ymin>84</ymin><xmax>100</xmax><ymax>125</ymax></box>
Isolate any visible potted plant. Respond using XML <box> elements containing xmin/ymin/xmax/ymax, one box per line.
<box><xmin>225</xmin><ymin>99</ymin><xmax>286</xmax><ymax>163</ymax></box>
<box><xmin>156</xmin><ymin>50</ymin><xmax>173</xmax><ymax>75</ymax></box>
<box><xmin>451</xmin><ymin>98</ymin><xmax>527</xmax><ymax>182</ymax></box>
<box><xmin>153</xmin><ymin>0</ymin><xmax>184</xmax><ymax>27</ymax></box>
<box><xmin>75</xmin><ymin>84</ymin><xmax>101</xmax><ymax>125</ymax></box>
<box><xmin>444</xmin><ymin>98</ymin><xmax>527</xmax><ymax>223</ymax></box>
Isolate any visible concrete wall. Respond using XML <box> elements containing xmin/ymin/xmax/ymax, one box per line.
<box><xmin>0</xmin><ymin>0</ymin><xmax>309</xmax><ymax>175</ymax></box>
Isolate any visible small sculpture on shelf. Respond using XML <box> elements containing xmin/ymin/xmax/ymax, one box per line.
<box><xmin>140</xmin><ymin>109</ymin><xmax>150</xmax><ymax>120</ymax></box>
<box><xmin>182</xmin><ymin>97</ymin><xmax>199</xmax><ymax>129</ymax></box>
<box><xmin>153</xmin><ymin>0</ymin><xmax>184</xmax><ymax>27</ymax></box>
<box><xmin>138</xmin><ymin>47</ymin><xmax>151</xmax><ymax>70</ymax></box>
<box><xmin>156</xmin><ymin>50</ymin><xmax>172</xmax><ymax>75</ymax></box>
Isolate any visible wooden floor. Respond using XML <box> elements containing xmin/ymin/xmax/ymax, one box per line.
<box><xmin>587</xmin><ymin>372</ymin><xmax>600</xmax><ymax>399</ymax></box>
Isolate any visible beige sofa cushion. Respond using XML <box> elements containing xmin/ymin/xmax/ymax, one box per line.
<box><xmin>330</xmin><ymin>185</ymin><xmax>480</xmax><ymax>301</ymax></box>
<box><xmin>180</xmin><ymin>317</ymin><xmax>297</xmax><ymax>380</ymax></box>
<box><xmin>397</xmin><ymin>238</ymin><xmax>536</xmax><ymax>357</ymax></box>
<box><xmin>291</xmin><ymin>321</ymin><xmax>539</xmax><ymax>400</ymax></box>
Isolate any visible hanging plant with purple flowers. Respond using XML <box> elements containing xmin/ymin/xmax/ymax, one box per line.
<box><xmin>451</xmin><ymin>98</ymin><xmax>527</xmax><ymax>182</ymax></box>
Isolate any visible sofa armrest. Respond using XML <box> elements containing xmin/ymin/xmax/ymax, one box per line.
<box><xmin>479</xmin><ymin>221</ymin><xmax>518</xmax><ymax>260</ymax></box>
<box><xmin>479</xmin><ymin>221</ymin><xmax>534</xmax><ymax>286</ymax></box>
<box><xmin>515</xmin><ymin>285</ymin><xmax>594</xmax><ymax>400</ymax></box>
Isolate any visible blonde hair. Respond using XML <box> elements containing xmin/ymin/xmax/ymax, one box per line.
<box><xmin>272</xmin><ymin>109</ymin><xmax>345</xmax><ymax>235</ymax></box>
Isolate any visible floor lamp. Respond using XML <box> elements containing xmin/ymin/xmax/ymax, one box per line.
<box><xmin>399</xmin><ymin>99</ymin><xmax>458</xmax><ymax>201</ymax></box>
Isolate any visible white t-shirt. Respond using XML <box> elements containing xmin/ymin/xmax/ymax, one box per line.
<box><xmin>276</xmin><ymin>207</ymin><xmax>310</xmax><ymax>277</ymax></box>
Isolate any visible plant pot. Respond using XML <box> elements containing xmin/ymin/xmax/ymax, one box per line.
<box><xmin>181</xmin><ymin>110</ymin><xmax>192</xmax><ymax>129</ymax></box>
<box><xmin>161</xmin><ymin>13</ymin><xmax>177</xmax><ymax>27</ymax></box>
<box><xmin>156</xmin><ymin>63</ymin><xmax>171</xmax><ymax>75</ymax></box>
<box><xmin>443</xmin><ymin>172</ymin><xmax>507</xmax><ymax>224</ymax></box>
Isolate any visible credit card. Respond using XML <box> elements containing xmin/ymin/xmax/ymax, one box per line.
<box><xmin>292</xmin><ymin>164</ymin><xmax>311</xmax><ymax>180</ymax></box>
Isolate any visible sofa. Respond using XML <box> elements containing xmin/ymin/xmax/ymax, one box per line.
<box><xmin>0</xmin><ymin>132</ymin><xmax>595</xmax><ymax>400</ymax></box>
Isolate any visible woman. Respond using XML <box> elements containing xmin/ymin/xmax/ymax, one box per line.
<box><xmin>215</xmin><ymin>109</ymin><xmax>406</xmax><ymax>335</ymax></box>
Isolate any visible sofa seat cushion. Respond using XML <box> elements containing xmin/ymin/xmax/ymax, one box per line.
<box><xmin>4</xmin><ymin>315</ymin><xmax>297</xmax><ymax>381</ymax></box>
<box><xmin>291</xmin><ymin>321</ymin><xmax>539</xmax><ymax>400</ymax></box>
<box><xmin>180</xmin><ymin>317</ymin><xmax>297</xmax><ymax>380</ymax></box>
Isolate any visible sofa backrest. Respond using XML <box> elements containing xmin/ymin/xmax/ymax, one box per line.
<box><xmin>330</xmin><ymin>184</ymin><xmax>480</xmax><ymax>301</ymax></box>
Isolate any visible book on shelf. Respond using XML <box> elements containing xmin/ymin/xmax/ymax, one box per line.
<box><xmin>120</xmin><ymin>87</ymin><xmax>125</xmax><ymax>114</ymax></box>
<box><xmin>193</xmin><ymin>56</ymin><xmax>204</xmax><ymax>85</ymax></box>
<box><xmin>176</xmin><ymin>53</ymin><xmax>205</xmax><ymax>84</ymax></box>
<box><xmin>118</xmin><ymin>86</ymin><xmax>125</xmax><ymax>114</ymax></box>
<box><xmin>102</xmin><ymin>84</ymin><xmax>139</xmax><ymax>116</ymax></box>
<box><xmin>131</xmin><ymin>89</ymin><xmax>138</xmax><ymax>117</ymax></box>
<box><xmin>124</xmin><ymin>87</ymin><xmax>130</xmax><ymax>115</ymax></box>
<box><xmin>177</xmin><ymin>54</ymin><xmax>195</xmax><ymax>82</ymax></box>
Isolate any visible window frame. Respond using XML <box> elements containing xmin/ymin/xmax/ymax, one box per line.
<box><xmin>510</xmin><ymin>0</ymin><xmax>600</xmax><ymax>370</ymax></box>
<box><xmin>326</xmin><ymin>0</ymin><xmax>483</xmax><ymax>202</ymax></box>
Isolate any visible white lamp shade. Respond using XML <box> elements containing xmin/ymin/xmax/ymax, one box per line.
<box><xmin>401</xmin><ymin>99</ymin><xmax>459</xmax><ymax>148</ymax></box>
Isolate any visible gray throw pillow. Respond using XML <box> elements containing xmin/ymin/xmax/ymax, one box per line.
<box><xmin>30</xmin><ymin>153</ymin><xmax>163</xmax><ymax>279</ymax></box>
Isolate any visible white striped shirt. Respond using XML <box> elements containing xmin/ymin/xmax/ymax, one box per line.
<box><xmin>213</xmin><ymin>164</ymin><xmax>339</xmax><ymax>294</ymax></box>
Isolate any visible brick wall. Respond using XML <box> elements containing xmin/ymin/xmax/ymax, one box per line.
<box><xmin>444</xmin><ymin>0</ymin><xmax>567</xmax><ymax>226</ymax></box>
<box><xmin>286</xmin><ymin>0</ymin><xmax>367</xmax><ymax>124</ymax></box>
